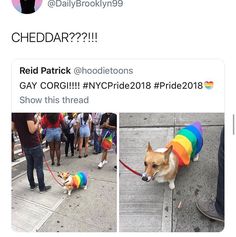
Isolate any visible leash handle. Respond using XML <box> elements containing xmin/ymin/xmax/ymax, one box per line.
<box><xmin>119</xmin><ymin>159</ymin><xmax>142</xmax><ymax>177</ymax></box>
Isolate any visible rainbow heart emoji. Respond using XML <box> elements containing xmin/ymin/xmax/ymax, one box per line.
<box><xmin>204</xmin><ymin>81</ymin><xmax>214</xmax><ymax>89</ymax></box>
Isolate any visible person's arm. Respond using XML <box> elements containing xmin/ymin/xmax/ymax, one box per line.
<box><xmin>89</xmin><ymin>116</ymin><xmax>92</xmax><ymax>131</ymax></box>
<box><xmin>76</xmin><ymin>115</ymin><xmax>81</xmax><ymax>131</ymax></box>
<box><xmin>12</xmin><ymin>122</ymin><xmax>16</xmax><ymax>131</ymax></box>
<box><xmin>100</xmin><ymin>115</ymin><xmax>107</xmax><ymax>129</ymax></box>
<box><xmin>59</xmin><ymin>113</ymin><xmax>66</xmax><ymax>130</ymax></box>
<box><xmin>27</xmin><ymin>117</ymin><xmax>40</xmax><ymax>134</ymax></box>
<box><xmin>106</xmin><ymin>124</ymin><xmax>116</xmax><ymax>130</ymax></box>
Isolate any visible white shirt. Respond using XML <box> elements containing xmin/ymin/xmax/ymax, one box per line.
<box><xmin>77</xmin><ymin>113</ymin><xmax>92</xmax><ymax>127</ymax></box>
<box><xmin>64</xmin><ymin>116</ymin><xmax>76</xmax><ymax>134</ymax></box>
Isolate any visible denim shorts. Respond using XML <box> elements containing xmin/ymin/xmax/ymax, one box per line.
<box><xmin>79</xmin><ymin>126</ymin><xmax>90</xmax><ymax>138</ymax></box>
<box><xmin>46</xmin><ymin>128</ymin><xmax>62</xmax><ymax>142</ymax></box>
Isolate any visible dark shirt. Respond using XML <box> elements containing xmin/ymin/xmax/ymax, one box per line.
<box><xmin>20</xmin><ymin>0</ymin><xmax>35</xmax><ymax>14</ymax></box>
<box><xmin>12</xmin><ymin>113</ymin><xmax>40</xmax><ymax>148</ymax></box>
<box><xmin>100</xmin><ymin>113</ymin><xmax>117</xmax><ymax>128</ymax></box>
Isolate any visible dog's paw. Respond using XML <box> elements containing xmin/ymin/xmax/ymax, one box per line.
<box><xmin>169</xmin><ymin>182</ymin><xmax>175</xmax><ymax>190</ymax></box>
<box><xmin>193</xmin><ymin>154</ymin><xmax>200</xmax><ymax>162</ymax></box>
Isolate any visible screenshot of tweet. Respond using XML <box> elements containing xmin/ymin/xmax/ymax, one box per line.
<box><xmin>2</xmin><ymin>0</ymin><xmax>233</xmax><ymax>236</ymax></box>
<box><xmin>11</xmin><ymin>58</ymin><xmax>224</xmax><ymax>233</ymax></box>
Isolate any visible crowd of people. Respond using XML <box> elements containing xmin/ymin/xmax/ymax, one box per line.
<box><xmin>12</xmin><ymin>112</ymin><xmax>117</xmax><ymax>192</ymax></box>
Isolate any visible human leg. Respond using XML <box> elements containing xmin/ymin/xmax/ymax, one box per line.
<box><xmin>65</xmin><ymin>137</ymin><xmax>69</xmax><ymax>156</ymax></box>
<box><xmin>196</xmin><ymin>127</ymin><xmax>224</xmax><ymax>222</ymax></box>
<box><xmin>24</xmin><ymin>147</ymin><xmax>36</xmax><ymax>188</ymax></box>
<box><xmin>55</xmin><ymin>141</ymin><xmax>61</xmax><ymax>166</ymax></box>
<box><xmin>94</xmin><ymin>131</ymin><xmax>101</xmax><ymax>154</ymax></box>
<box><xmin>48</xmin><ymin>141</ymin><xmax>55</xmax><ymax>165</ymax></box>
<box><xmin>70</xmin><ymin>133</ymin><xmax>75</xmax><ymax>156</ymax></box>
<box><xmin>78</xmin><ymin>137</ymin><xmax>83</xmax><ymax>158</ymax></box>
<box><xmin>84</xmin><ymin>137</ymin><xmax>89</xmax><ymax>157</ymax></box>
<box><xmin>31</xmin><ymin>145</ymin><xmax>46</xmax><ymax>191</ymax></box>
<box><xmin>215</xmin><ymin>127</ymin><xmax>224</xmax><ymax>216</ymax></box>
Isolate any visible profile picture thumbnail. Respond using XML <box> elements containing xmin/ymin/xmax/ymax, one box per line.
<box><xmin>12</xmin><ymin>0</ymin><xmax>43</xmax><ymax>14</ymax></box>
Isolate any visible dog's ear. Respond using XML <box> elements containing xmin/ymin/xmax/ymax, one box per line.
<box><xmin>147</xmin><ymin>142</ymin><xmax>153</xmax><ymax>152</ymax></box>
<box><xmin>163</xmin><ymin>145</ymin><xmax>173</xmax><ymax>163</ymax></box>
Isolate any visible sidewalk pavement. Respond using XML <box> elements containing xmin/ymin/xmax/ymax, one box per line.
<box><xmin>12</xmin><ymin>145</ymin><xmax>117</xmax><ymax>232</ymax></box>
<box><xmin>119</xmin><ymin>113</ymin><xmax>224</xmax><ymax>232</ymax></box>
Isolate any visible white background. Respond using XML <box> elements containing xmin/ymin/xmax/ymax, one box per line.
<box><xmin>0</xmin><ymin>0</ymin><xmax>235</xmax><ymax>236</ymax></box>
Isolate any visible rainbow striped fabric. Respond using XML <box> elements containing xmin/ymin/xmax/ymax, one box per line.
<box><xmin>72</xmin><ymin>172</ymin><xmax>88</xmax><ymax>189</ymax></box>
<box><xmin>166</xmin><ymin>122</ymin><xmax>203</xmax><ymax>167</ymax></box>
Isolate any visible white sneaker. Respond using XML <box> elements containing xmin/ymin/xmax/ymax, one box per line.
<box><xmin>103</xmin><ymin>160</ymin><xmax>108</xmax><ymax>165</ymax></box>
<box><xmin>98</xmin><ymin>161</ymin><xmax>104</xmax><ymax>169</ymax></box>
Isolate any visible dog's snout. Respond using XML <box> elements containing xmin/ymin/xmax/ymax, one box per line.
<box><xmin>142</xmin><ymin>173</ymin><xmax>149</xmax><ymax>182</ymax></box>
<box><xmin>142</xmin><ymin>176</ymin><xmax>149</xmax><ymax>182</ymax></box>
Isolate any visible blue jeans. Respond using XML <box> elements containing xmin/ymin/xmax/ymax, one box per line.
<box><xmin>94</xmin><ymin>131</ymin><xmax>102</xmax><ymax>153</ymax></box>
<box><xmin>215</xmin><ymin>127</ymin><xmax>224</xmax><ymax>216</ymax></box>
<box><xmin>24</xmin><ymin>145</ymin><xmax>45</xmax><ymax>191</ymax></box>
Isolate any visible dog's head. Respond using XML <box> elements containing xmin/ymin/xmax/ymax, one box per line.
<box><xmin>142</xmin><ymin>142</ymin><xmax>173</xmax><ymax>182</ymax></box>
<box><xmin>57</xmin><ymin>171</ymin><xmax>70</xmax><ymax>180</ymax></box>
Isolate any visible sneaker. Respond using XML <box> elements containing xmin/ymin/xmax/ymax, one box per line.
<box><xmin>98</xmin><ymin>161</ymin><xmax>104</xmax><ymax>169</ymax></box>
<box><xmin>103</xmin><ymin>160</ymin><xmax>108</xmax><ymax>165</ymax></box>
<box><xmin>196</xmin><ymin>198</ymin><xmax>224</xmax><ymax>222</ymax></box>
<box><xmin>113</xmin><ymin>165</ymin><xmax>117</xmax><ymax>171</ymax></box>
<box><xmin>40</xmin><ymin>185</ymin><xmax>52</xmax><ymax>193</ymax></box>
<box><xmin>84</xmin><ymin>154</ymin><xmax>88</xmax><ymax>158</ymax></box>
<box><xmin>30</xmin><ymin>183</ymin><xmax>39</xmax><ymax>191</ymax></box>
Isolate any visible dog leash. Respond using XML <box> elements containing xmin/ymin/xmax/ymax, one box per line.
<box><xmin>119</xmin><ymin>159</ymin><xmax>142</xmax><ymax>177</ymax></box>
<box><xmin>43</xmin><ymin>154</ymin><xmax>64</xmax><ymax>187</ymax></box>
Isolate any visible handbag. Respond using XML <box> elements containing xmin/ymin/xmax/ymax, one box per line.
<box><xmin>101</xmin><ymin>130</ymin><xmax>113</xmax><ymax>150</ymax></box>
<box><xmin>61</xmin><ymin>132</ymin><xmax>67</xmax><ymax>142</ymax></box>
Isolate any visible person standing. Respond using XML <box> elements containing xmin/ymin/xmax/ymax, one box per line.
<box><xmin>76</xmin><ymin>113</ymin><xmax>92</xmax><ymax>158</ymax></box>
<box><xmin>64</xmin><ymin>113</ymin><xmax>77</xmax><ymax>157</ymax></box>
<box><xmin>12</xmin><ymin>113</ymin><xmax>51</xmax><ymax>192</ymax></box>
<box><xmin>98</xmin><ymin>113</ymin><xmax>117</xmax><ymax>169</ymax></box>
<box><xmin>41</xmin><ymin>113</ymin><xmax>64</xmax><ymax>166</ymax></box>
<box><xmin>196</xmin><ymin>127</ymin><xmax>224</xmax><ymax>222</ymax></box>
<box><xmin>92</xmin><ymin>113</ymin><xmax>103</xmax><ymax>154</ymax></box>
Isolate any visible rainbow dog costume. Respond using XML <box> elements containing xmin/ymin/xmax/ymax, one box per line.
<box><xmin>58</xmin><ymin>171</ymin><xmax>88</xmax><ymax>195</ymax></box>
<box><xmin>71</xmin><ymin>172</ymin><xmax>88</xmax><ymax>189</ymax></box>
<box><xmin>166</xmin><ymin>122</ymin><xmax>203</xmax><ymax>167</ymax></box>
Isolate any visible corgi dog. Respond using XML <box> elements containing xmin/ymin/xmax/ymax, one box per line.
<box><xmin>58</xmin><ymin>171</ymin><xmax>88</xmax><ymax>195</ymax></box>
<box><xmin>142</xmin><ymin>122</ymin><xmax>203</xmax><ymax>189</ymax></box>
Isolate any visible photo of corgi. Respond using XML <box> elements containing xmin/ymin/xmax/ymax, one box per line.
<box><xmin>58</xmin><ymin>171</ymin><xmax>88</xmax><ymax>196</ymax></box>
<box><xmin>142</xmin><ymin>122</ymin><xmax>203</xmax><ymax>189</ymax></box>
